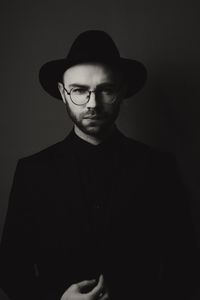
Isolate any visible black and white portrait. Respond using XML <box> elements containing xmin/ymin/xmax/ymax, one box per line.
<box><xmin>0</xmin><ymin>1</ymin><xmax>200</xmax><ymax>299</ymax></box>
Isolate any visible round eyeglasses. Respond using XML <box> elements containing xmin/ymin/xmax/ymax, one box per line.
<box><xmin>63</xmin><ymin>85</ymin><xmax>118</xmax><ymax>106</ymax></box>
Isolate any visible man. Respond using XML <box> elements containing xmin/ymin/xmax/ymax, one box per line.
<box><xmin>0</xmin><ymin>30</ymin><xmax>198</xmax><ymax>300</ymax></box>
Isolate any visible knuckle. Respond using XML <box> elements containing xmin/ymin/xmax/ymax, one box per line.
<box><xmin>71</xmin><ymin>283</ymin><xmax>78</xmax><ymax>290</ymax></box>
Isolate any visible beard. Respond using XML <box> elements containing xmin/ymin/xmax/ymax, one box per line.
<box><xmin>65</xmin><ymin>102</ymin><xmax>121</xmax><ymax>138</ymax></box>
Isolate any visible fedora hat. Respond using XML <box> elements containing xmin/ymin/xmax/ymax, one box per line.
<box><xmin>39</xmin><ymin>30</ymin><xmax>147</xmax><ymax>100</ymax></box>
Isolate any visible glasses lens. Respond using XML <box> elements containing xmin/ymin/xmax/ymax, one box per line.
<box><xmin>70</xmin><ymin>87</ymin><xmax>118</xmax><ymax>105</ymax></box>
<box><xmin>71</xmin><ymin>88</ymin><xmax>89</xmax><ymax>105</ymax></box>
<box><xmin>98</xmin><ymin>88</ymin><xmax>117</xmax><ymax>104</ymax></box>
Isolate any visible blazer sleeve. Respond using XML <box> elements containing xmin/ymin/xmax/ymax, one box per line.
<box><xmin>0</xmin><ymin>159</ymin><xmax>40</xmax><ymax>300</ymax></box>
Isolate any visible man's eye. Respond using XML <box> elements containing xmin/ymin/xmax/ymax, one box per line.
<box><xmin>73</xmin><ymin>88</ymin><xmax>88</xmax><ymax>95</ymax></box>
<box><xmin>101</xmin><ymin>88</ymin><xmax>115</xmax><ymax>95</ymax></box>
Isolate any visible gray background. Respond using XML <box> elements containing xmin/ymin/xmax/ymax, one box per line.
<box><xmin>0</xmin><ymin>2</ymin><xmax>200</xmax><ymax>295</ymax></box>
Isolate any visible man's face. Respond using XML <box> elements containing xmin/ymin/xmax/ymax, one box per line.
<box><xmin>58</xmin><ymin>63</ymin><xmax>124</xmax><ymax>137</ymax></box>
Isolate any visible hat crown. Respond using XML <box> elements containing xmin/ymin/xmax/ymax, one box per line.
<box><xmin>39</xmin><ymin>30</ymin><xmax>147</xmax><ymax>100</ymax></box>
<box><xmin>66</xmin><ymin>30</ymin><xmax>120</xmax><ymax>64</ymax></box>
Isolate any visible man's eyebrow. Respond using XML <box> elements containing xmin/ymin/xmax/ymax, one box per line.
<box><xmin>68</xmin><ymin>82</ymin><xmax>116</xmax><ymax>88</ymax></box>
<box><xmin>68</xmin><ymin>84</ymin><xmax>90</xmax><ymax>88</ymax></box>
<box><xmin>97</xmin><ymin>82</ymin><xmax>116</xmax><ymax>87</ymax></box>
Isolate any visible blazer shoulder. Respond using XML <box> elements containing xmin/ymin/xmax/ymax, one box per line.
<box><xmin>18</xmin><ymin>136</ymin><xmax>72</xmax><ymax>167</ymax></box>
<box><xmin>122</xmin><ymin>134</ymin><xmax>175</xmax><ymax>162</ymax></box>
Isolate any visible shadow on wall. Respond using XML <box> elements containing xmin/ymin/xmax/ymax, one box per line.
<box><xmin>147</xmin><ymin>64</ymin><xmax>200</xmax><ymax>246</ymax></box>
<box><xmin>120</xmin><ymin>61</ymin><xmax>200</xmax><ymax>247</ymax></box>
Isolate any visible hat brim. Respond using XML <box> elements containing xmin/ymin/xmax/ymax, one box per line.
<box><xmin>39</xmin><ymin>57</ymin><xmax>147</xmax><ymax>100</ymax></box>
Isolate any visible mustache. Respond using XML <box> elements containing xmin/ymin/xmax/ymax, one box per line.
<box><xmin>83</xmin><ymin>110</ymin><xmax>106</xmax><ymax>119</ymax></box>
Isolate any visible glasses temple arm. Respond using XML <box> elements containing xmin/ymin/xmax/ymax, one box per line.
<box><xmin>62</xmin><ymin>84</ymin><xmax>70</xmax><ymax>95</ymax></box>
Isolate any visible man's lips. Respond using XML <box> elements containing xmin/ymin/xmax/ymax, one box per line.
<box><xmin>84</xmin><ymin>114</ymin><xmax>105</xmax><ymax>120</ymax></box>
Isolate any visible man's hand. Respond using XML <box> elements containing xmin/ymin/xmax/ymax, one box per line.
<box><xmin>60</xmin><ymin>274</ymin><xmax>109</xmax><ymax>300</ymax></box>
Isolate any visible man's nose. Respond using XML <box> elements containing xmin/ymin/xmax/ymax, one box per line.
<box><xmin>86</xmin><ymin>91</ymin><xmax>98</xmax><ymax>109</ymax></box>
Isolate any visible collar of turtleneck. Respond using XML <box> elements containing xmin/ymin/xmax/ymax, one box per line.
<box><xmin>67</xmin><ymin>127</ymin><xmax>124</xmax><ymax>161</ymax></box>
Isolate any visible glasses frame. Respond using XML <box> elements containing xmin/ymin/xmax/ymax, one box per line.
<box><xmin>62</xmin><ymin>84</ymin><xmax>118</xmax><ymax>106</ymax></box>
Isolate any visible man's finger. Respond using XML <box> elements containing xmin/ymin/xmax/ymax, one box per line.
<box><xmin>76</xmin><ymin>279</ymin><xmax>97</xmax><ymax>293</ymax></box>
<box><xmin>87</xmin><ymin>274</ymin><xmax>104</xmax><ymax>298</ymax></box>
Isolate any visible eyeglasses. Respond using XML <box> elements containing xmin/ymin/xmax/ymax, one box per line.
<box><xmin>63</xmin><ymin>85</ymin><xmax>119</xmax><ymax>106</ymax></box>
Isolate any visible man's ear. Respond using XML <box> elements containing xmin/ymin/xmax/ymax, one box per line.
<box><xmin>58</xmin><ymin>82</ymin><xmax>66</xmax><ymax>104</ymax></box>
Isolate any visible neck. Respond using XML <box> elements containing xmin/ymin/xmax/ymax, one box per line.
<box><xmin>74</xmin><ymin>125</ymin><xmax>116</xmax><ymax>145</ymax></box>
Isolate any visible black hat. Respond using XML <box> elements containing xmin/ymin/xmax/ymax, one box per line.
<box><xmin>39</xmin><ymin>30</ymin><xmax>147</xmax><ymax>100</ymax></box>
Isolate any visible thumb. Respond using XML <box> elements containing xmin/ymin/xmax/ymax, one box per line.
<box><xmin>87</xmin><ymin>274</ymin><xmax>105</xmax><ymax>298</ymax></box>
<box><xmin>77</xmin><ymin>279</ymin><xmax>97</xmax><ymax>293</ymax></box>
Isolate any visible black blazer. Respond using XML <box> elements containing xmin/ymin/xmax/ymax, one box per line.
<box><xmin>0</xmin><ymin>130</ymin><xmax>198</xmax><ymax>300</ymax></box>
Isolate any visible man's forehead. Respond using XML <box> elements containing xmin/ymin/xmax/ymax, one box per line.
<box><xmin>62</xmin><ymin>62</ymin><xmax>120</xmax><ymax>84</ymax></box>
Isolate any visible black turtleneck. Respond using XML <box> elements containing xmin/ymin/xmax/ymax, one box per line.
<box><xmin>68</xmin><ymin>128</ymin><xmax>124</xmax><ymax>242</ymax></box>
